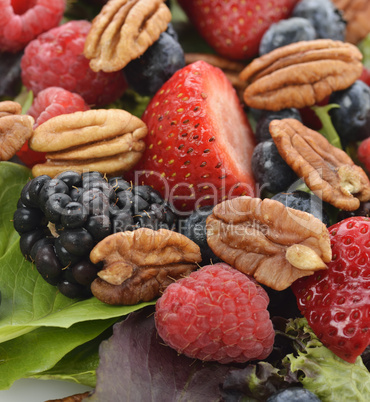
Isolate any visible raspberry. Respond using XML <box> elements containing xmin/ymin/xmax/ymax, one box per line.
<box><xmin>21</xmin><ymin>20</ymin><xmax>127</xmax><ymax>107</ymax></box>
<box><xmin>16</xmin><ymin>87</ymin><xmax>90</xmax><ymax>167</ymax></box>
<box><xmin>28</xmin><ymin>87</ymin><xmax>90</xmax><ymax>128</ymax></box>
<box><xmin>0</xmin><ymin>0</ymin><xmax>66</xmax><ymax>52</ymax></box>
<box><xmin>155</xmin><ymin>263</ymin><xmax>275</xmax><ymax>364</ymax></box>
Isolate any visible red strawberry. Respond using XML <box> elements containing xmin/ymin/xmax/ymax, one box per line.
<box><xmin>126</xmin><ymin>61</ymin><xmax>256</xmax><ymax>213</ymax></box>
<box><xmin>292</xmin><ymin>217</ymin><xmax>370</xmax><ymax>363</ymax></box>
<box><xmin>177</xmin><ymin>0</ymin><xmax>299</xmax><ymax>60</ymax></box>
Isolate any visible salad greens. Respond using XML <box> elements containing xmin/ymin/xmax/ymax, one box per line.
<box><xmin>285</xmin><ymin>319</ymin><xmax>370</xmax><ymax>402</ymax></box>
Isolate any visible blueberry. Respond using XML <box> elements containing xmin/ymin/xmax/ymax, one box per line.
<box><xmin>267</xmin><ymin>387</ymin><xmax>320</xmax><ymax>401</ymax></box>
<box><xmin>251</xmin><ymin>140</ymin><xmax>298</xmax><ymax>194</ymax></box>
<box><xmin>329</xmin><ymin>80</ymin><xmax>370</xmax><ymax>146</ymax></box>
<box><xmin>179</xmin><ymin>206</ymin><xmax>222</xmax><ymax>265</ymax></box>
<box><xmin>292</xmin><ymin>0</ymin><xmax>346</xmax><ymax>41</ymax></box>
<box><xmin>255</xmin><ymin>109</ymin><xmax>302</xmax><ymax>143</ymax></box>
<box><xmin>259</xmin><ymin>17</ymin><xmax>316</xmax><ymax>55</ymax></box>
<box><xmin>271</xmin><ymin>190</ymin><xmax>330</xmax><ymax>226</ymax></box>
<box><xmin>123</xmin><ymin>31</ymin><xmax>185</xmax><ymax>96</ymax></box>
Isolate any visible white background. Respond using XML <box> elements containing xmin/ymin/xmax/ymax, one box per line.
<box><xmin>0</xmin><ymin>378</ymin><xmax>93</xmax><ymax>401</ymax></box>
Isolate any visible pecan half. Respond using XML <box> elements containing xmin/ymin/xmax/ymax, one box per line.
<box><xmin>84</xmin><ymin>0</ymin><xmax>171</xmax><ymax>72</ymax></box>
<box><xmin>29</xmin><ymin>109</ymin><xmax>147</xmax><ymax>177</ymax></box>
<box><xmin>0</xmin><ymin>100</ymin><xmax>22</xmax><ymax>117</ymax></box>
<box><xmin>0</xmin><ymin>108</ymin><xmax>34</xmax><ymax>161</ymax></box>
<box><xmin>239</xmin><ymin>39</ymin><xmax>363</xmax><ymax>111</ymax></box>
<box><xmin>206</xmin><ymin>196</ymin><xmax>331</xmax><ymax>291</ymax></box>
<box><xmin>90</xmin><ymin>228</ymin><xmax>202</xmax><ymax>305</ymax></box>
<box><xmin>332</xmin><ymin>0</ymin><xmax>370</xmax><ymax>44</ymax></box>
<box><xmin>269</xmin><ymin>118</ymin><xmax>370</xmax><ymax>211</ymax></box>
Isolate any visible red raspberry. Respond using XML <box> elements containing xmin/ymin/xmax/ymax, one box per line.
<box><xmin>27</xmin><ymin>86</ymin><xmax>90</xmax><ymax>128</ymax></box>
<box><xmin>0</xmin><ymin>0</ymin><xmax>66</xmax><ymax>52</ymax></box>
<box><xmin>358</xmin><ymin>137</ymin><xmax>370</xmax><ymax>173</ymax></box>
<box><xmin>155</xmin><ymin>263</ymin><xmax>275</xmax><ymax>364</ymax></box>
<box><xmin>16</xmin><ymin>87</ymin><xmax>90</xmax><ymax>167</ymax></box>
<box><xmin>21</xmin><ymin>20</ymin><xmax>127</xmax><ymax>107</ymax></box>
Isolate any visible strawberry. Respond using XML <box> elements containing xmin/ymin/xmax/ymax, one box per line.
<box><xmin>177</xmin><ymin>0</ymin><xmax>299</xmax><ymax>60</ymax></box>
<box><xmin>126</xmin><ymin>61</ymin><xmax>256</xmax><ymax>213</ymax></box>
<box><xmin>292</xmin><ymin>217</ymin><xmax>370</xmax><ymax>363</ymax></box>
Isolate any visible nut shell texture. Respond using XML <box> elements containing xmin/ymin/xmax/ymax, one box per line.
<box><xmin>155</xmin><ymin>263</ymin><xmax>275</xmax><ymax>364</ymax></box>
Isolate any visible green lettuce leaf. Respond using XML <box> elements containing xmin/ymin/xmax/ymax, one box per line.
<box><xmin>284</xmin><ymin>318</ymin><xmax>370</xmax><ymax>401</ymax></box>
<box><xmin>0</xmin><ymin>162</ymin><xmax>32</xmax><ymax>257</ymax></box>
<box><xmin>0</xmin><ymin>318</ymin><xmax>116</xmax><ymax>390</ymax></box>
<box><xmin>0</xmin><ymin>239</ymin><xmax>154</xmax><ymax>342</ymax></box>
<box><xmin>31</xmin><ymin>327</ymin><xmax>113</xmax><ymax>388</ymax></box>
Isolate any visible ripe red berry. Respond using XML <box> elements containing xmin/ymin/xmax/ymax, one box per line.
<box><xmin>292</xmin><ymin>217</ymin><xmax>370</xmax><ymax>363</ymax></box>
<box><xmin>177</xmin><ymin>0</ymin><xmax>299</xmax><ymax>60</ymax></box>
<box><xmin>155</xmin><ymin>263</ymin><xmax>275</xmax><ymax>364</ymax></box>
<box><xmin>126</xmin><ymin>61</ymin><xmax>256</xmax><ymax>213</ymax></box>
<box><xmin>28</xmin><ymin>86</ymin><xmax>90</xmax><ymax>128</ymax></box>
<box><xmin>21</xmin><ymin>20</ymin><xmax>127</xmax><ymax>107</ymax></box>
<box><xmin>16</xmin><ymin>87</ymin><xmax>90</xmax><ymax>167</ymax></box>
<box><xmin>0</xmin><ymin>0</ymin><xmax>66</xmax><ymax>52</ymax></box>
<box><xmin>358</xmin><ymin>137</ymin><xmax>370</xmax><ymax>174</ymax></box>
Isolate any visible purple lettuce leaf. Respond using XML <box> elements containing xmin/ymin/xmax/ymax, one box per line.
<box><xmin>85</xmin><ymin>307</ymin><xmax>234</xmax><ymax>402</ymax></box>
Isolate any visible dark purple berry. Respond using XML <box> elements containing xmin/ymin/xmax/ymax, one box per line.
<box><xmin>259</xmin><ymin>17</ymin><xmax>316</xmax><ymax>55</ymax></box>
<box><xmin>251</xmin><ymin>140</ymin><xmax>298</xmax><ymax>194</ymax></box>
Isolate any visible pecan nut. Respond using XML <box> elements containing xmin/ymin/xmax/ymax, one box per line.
<box><xmin>0</xmin><ymin>100</ymin><xmax>22</xmax><ymax>117</ymax></box>
<box><xmin>332</xmin><ymin>0</ymin><xmax>370</xmax><ymax>44</ymax></box>
<box><xmin>0</xmin><ymin>101</ymin><xmax>34</xmax><ymax>161</ymax></box>
<box><xmin>84</xmin><ymin>0</ymin><xmax>171</xmax><ymax>72</ymax></box>
<box><xmin>29</xmin><ymin>109</ymin><xmax>147</xmax><ymax>177</ymax></box>
<box><xmin>90</xmin><ymin>228</ymin><xmax>202</xmax><ymax>305</ymax></box>
<box><xmin>269</xmin><ymin>118</ymin><xmax>370</xmax><ymax>211</ymax></box>
<box><xmin>206</xmin><ymin>196</ymin><xmax>332</xmax><ymax>291</ymax></box>
<box><xmin>239</xmin><ymin>39</ymin><xmax>363</xmax><ymax>111</ymax></box>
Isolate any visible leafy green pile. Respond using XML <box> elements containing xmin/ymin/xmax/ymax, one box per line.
<box><xmin>0</xmin><ymin>162</ymin><xmax>154</xmax><ymax>389</ymax></box>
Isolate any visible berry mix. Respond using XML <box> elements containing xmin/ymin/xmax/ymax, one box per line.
<box><xmin>1</xmin><ymin>0</ymin><xmax>370</xmax><ymax>400</ymax></box>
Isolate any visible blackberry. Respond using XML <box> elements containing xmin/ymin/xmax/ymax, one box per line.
<box><xmin>251</xmin><ymin>140</ymin><xmax>298</xmax><ymax>194</ymax></box>
<box><xmin>179</xmin><ymin>206</ymin><xmax>222</xmax><ymax>265</ymax></box>
<box><xmin>271</xmin><ymin>190</ymin><xmax>330</xmax><ymax>226</ymax></box>
<box><xmin>259</xmin><ymin>17</ymin><xmax>316</xmax><ymax>55</ymax></box>
<box><xmin>13</xmin><ymin>171</ymin><xmax>178</xmax><ymax>299</ymax></box>
<box><xmin>123</xmin><ymin>28</ymin><xmax>185</xmax><ymax>97</ymax></box>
